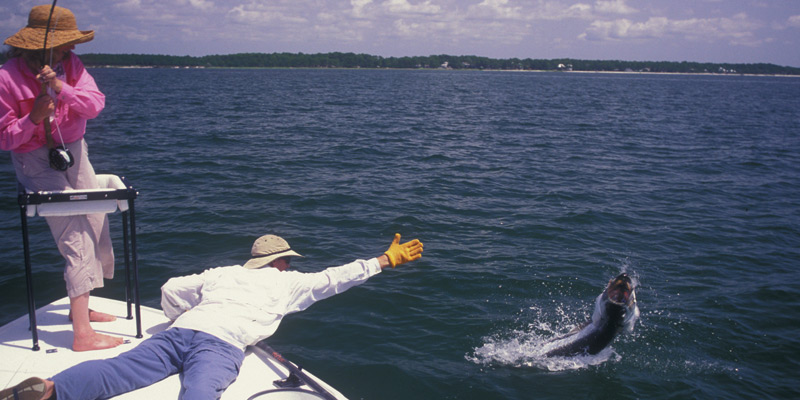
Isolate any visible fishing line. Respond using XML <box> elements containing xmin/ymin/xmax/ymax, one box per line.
<box><xmin>41</xmin><ymin>0</ymin><xmax>74</xmax><ymax>171</ymax></box>
<box><xmin>47</xmin><ymin>6</ymin><xmax>70</xmax><ymax>153</ymax></box>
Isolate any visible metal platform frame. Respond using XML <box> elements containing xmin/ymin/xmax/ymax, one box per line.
<box><xmin>17</xmin><ymin>175</ymin><xmax>142</xmax><ymax>351</ymax></box>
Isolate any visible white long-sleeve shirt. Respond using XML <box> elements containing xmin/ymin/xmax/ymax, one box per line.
<box><xmin>160</xmin><ymin>258</ymin><xmax>382</xmax><ymax>350</ymax></box>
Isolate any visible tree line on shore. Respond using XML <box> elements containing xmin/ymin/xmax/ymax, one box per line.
<box><xmin>3</xmin><ymin>52</ymin><xmax>798</xmax><ymax>75</ymax></box>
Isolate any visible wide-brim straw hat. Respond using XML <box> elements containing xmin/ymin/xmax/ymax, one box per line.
<box><xmin>4</xmin><ymin>5</ymin><xmax>94</xmax><ymax>51</ymax></box>
<box><xmin>243</xmin><ymin>234</ymin><xmax>303</xmax><ymax>269</ymax></box>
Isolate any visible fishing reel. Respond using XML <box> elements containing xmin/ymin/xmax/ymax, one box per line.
<box><xmin>49</xmin><ymin>145</ymin><xmax>74</xmax><ymax>171</ymax></box>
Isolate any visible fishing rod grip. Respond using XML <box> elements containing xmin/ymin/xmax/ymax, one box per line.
<box><xmin>39</xmin><ymin>82</ymin><xmax>55</xmax><ymax>149</ymax></box>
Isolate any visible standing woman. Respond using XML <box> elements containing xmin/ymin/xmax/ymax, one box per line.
<box><xmin>0</xmin><ymin>5</ymin><xmax>122</xmax><ymax>351</ymax></box>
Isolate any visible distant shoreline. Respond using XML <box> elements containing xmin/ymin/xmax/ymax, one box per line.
<box><xmin>67</xmin><ymin>52</ymin><xmax>800</xmax><ymax>76</ymax></box>
<box><xmin>84</xmin><ymin>64</ymin><xmax>800</xmax><ymax>78</ymax></box>
<box><xmin>4</xmin><ymin>52</ymin><xmax>798</xmax><ymax>75</ymax></box>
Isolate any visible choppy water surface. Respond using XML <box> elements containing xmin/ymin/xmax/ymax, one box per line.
<box><xmin>1</xmin><ymin>68</ymin><xmax>798</xmax><ymax>399</ymax></box>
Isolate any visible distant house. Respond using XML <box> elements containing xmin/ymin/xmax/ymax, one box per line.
<box><xmin>557</xmin><ymin>63</ymin><xmax>573</xmax><ymax>71</ymax></box>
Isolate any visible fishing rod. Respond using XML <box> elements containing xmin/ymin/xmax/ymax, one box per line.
<box><xmin>41</xmin><ymin>0</ymin><xmax>57</xmax><ymax>67</ymax></box>
<box><xmin>250</xmin><ymin>341</ymin><xmax>338</xmax><ymax>400</ymax></box>
<box><xmin>41</xmin><ymin>0</ymin><xmax>74</xmax><ymax>171</ymax></box>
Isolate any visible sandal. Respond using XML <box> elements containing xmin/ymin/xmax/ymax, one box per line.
<box><xmin>0</xmin><ymin>377</ymin><xmax>47</xmax><ymax>400</ymax></box>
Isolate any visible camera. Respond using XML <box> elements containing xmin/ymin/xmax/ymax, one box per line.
<box><xmin>49</xmin><ymin>146</ymin><xmax>74</xmax><ymax>171</ymax></box>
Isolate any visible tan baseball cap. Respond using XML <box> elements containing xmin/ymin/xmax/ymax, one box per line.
<box><xmin>243</xmin><ymin>234</ymin><xmax>303</xmax><ymax>269</ymax></box>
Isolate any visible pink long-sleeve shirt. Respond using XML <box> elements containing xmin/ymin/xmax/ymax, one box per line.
<box><xmin>0</xmin><ymin>52</ymin><xmax>105</xmax><ymax>153</ymax></box>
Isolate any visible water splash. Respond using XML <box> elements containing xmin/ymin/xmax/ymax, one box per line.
<box><xmin>467</xmin><ymin>270</ymin><xmax>640</xmax><ymax>371</ymax></box>
<box><xmin>467</xmin><ymin>326</ymin><xmax>620</xmax><ymax>371</ymax></box>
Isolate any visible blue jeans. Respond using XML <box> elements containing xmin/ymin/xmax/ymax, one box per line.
<box><xmin>51</xmin><ymin>328</ymin><xmax>245</xmax><ymax>400</ymax></box>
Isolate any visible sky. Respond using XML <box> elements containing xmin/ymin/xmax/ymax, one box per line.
<box><xmin>2</xmin><ymin>0</ymin><xmax>800</xmax><ymax>67</ymax></box>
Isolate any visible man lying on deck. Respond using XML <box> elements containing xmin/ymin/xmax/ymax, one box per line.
<box><xmin>0</xmin><ymin>233</ymin><xmax>423</xmax><ymax>400</ymax></box>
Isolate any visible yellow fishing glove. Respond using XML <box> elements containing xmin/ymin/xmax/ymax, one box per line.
<box><xmin>384</xmin><ymin>233</ymin><xmax>424</xmax><ymax>268</ymax></box>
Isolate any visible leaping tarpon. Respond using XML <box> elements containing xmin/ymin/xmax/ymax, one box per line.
<box><xmin>543</xmin><ymin>273</ymin><xmax>639</xmax><ymax>357</ymax></box>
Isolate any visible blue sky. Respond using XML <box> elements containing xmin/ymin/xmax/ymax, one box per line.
<box><xmin>3</xmin><ymin>0</ymin><xmax>800</xmax><ymax>67</ymax></box>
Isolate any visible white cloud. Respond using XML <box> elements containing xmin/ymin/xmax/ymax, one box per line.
<box><xmin>580</xmin><ymin>13</ymin><xmax>763</xmax><ymax>46</ymax></box>
<box><xmin>788</xmin><ymin>15</ymin><xmax>800</xmax><ymax>28</ymax></box>
<box><xmin>580</xmin><ymin>18</ymin><xmax>632</xmax><ymax>40</ymax></box>
<box><xmin>368</xmin><ymin>1</ymin><xmax>528</xmax><ymax>45</ymax></box>
<box><xmin>527</xmin><ymin>0</ymin><xmax>636</xmax><ymax>21</ymax></box>
<box><xmin>122</xmin><ymin>31</ymin><xmax>152</xmax><ymax>41</ymax></box>
<box><xmin>311</xmin><ymin>19</ymin><xmax>371</xmax><ymax>43</ymax></box>
<box><xmin>351</xmin><ymin>0</ymin><xmax>374</xmax><ymax>18</ymax></box>
<box><xmin>187</xmin><ymin>0</ymin><xmax>214</xmax><ymax>11</ymax></box>
<box><xmin>226</xmin><ymin>4</ymin><xmax>308</xmax><ymax>25</ymax></box>
<box><xmin>529</xmin><ymin>2</ymin><xmax>598</xmax><ymax>21</ymax></box>
<box><xmin>567</xmin><ymin>3</ymin><xmax>593</xmax><ymax>16</ymax></box>
<box><xmin>383</xmin><ymin>0</ymin><xmax>441</xmax><ymax>15</ymax></box>
<box><xmin>227</xmin><ymin>5</ymin><xmax>261</xmax><ymax>24</ymax></box>
<box><xmin>594</xmin><ymin>0</ymin><xmax>637</xmax><ymax>15</ymax></box>
<box><xmin>393</xmin><ymin>18</ymin><xmax>424</xmax><ymax>36</ymax></box>
<box><xmin>115</xmin><ymin>0</ymin><xmax>142</xmax><ymax>12</ymax></box>
<box><xmin>0</xmin><ymin>7</ymin><xmax>26</xmax><ymax>31</ymax></box>
<box><xmin>467</xmin><ymin>0</ymin><xmax>523</xmax><ymax>20</ymax></box>
<box><xmin>317</xmin><ymin>12</ymin><xmax>337</xmax><ymax>23</ymax></box>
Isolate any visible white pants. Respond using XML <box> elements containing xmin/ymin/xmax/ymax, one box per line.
<box><xmin>11</xmin><ymin>139</ymin><xmax>114</xmax><ymax>298</ymax></box>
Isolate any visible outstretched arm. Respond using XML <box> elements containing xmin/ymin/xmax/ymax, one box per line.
<box><xmin>283</xmin><ymin>234</ymin><xmax>424</xmax><ymax>314</ymax></box>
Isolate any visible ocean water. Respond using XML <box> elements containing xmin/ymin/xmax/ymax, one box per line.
<box><xmin>1</xmin><ymin>68</ymin><xmax>799</xmax><ymax>399</ymax></box>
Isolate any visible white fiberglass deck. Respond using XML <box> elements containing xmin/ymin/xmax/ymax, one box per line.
<box><xmin>0</xmin><ymin>297</ymin><xmax>346</xmax><ymax>399</ymax></box>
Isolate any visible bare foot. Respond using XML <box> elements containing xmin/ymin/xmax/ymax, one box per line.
<box><xmin>68</xmin><ymin>309</ymin><xmax>117</xmax><ymax>322</ymax></box>
<box><xmin>73</xmin><ymin>331</ymin><xmax>124</xmax><ymax>352</ymax></box>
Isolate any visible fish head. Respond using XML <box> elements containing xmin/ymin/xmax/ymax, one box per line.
<box><xmin>604</xmin><ymin>273</ymin><xmax>635</xmax><ymax>308</ymax></box>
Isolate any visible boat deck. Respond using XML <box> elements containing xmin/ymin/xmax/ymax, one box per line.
<box><xmin>0</xmin><ymin>297</ymin><xmax>346</xmax><ymax>399</ymax></box>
